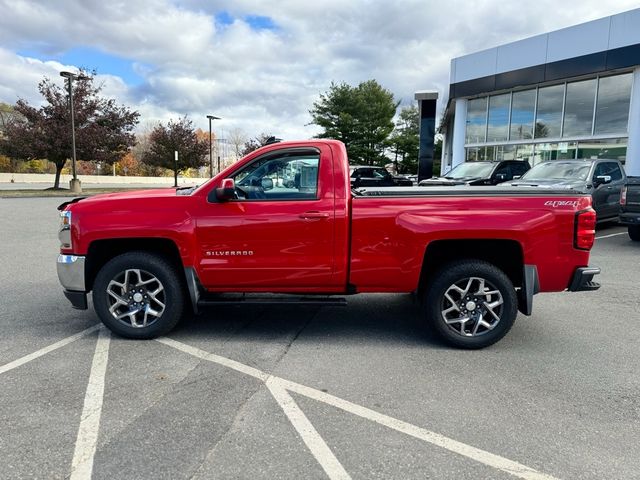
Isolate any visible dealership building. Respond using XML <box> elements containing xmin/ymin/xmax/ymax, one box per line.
<box><xmin>433</xmin><ymin>7</ymin><xmax>640</xmax><ymax>177</ymax></box>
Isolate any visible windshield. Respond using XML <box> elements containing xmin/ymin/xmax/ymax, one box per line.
<box><xmin>444</xmin><ymin>163</ymin><xmax>494</xmax><ymax>179</ymax></box>
<box><xmin>520</xmin><ymin>162</ymin><xmax>591</xmax><ymax>181</ymax></box>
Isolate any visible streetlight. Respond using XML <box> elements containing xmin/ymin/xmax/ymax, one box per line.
<box><xmin>206</xmin><ymin>115</ymin><xmax>221</xmax><ymax>177</ymax></box>
<box><xmin>60</xmin><ymin>71</ymin><xmax>88</xmax><ymax>193</ymax></box>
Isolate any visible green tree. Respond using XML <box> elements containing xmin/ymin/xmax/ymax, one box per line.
<box><xmin>388</xmin><ymin>105</ymin><xmax>419</xmax><ymax>174</ymax></box>
<box><xmin>241</xmin><ymin>133</ymin><xmax>276</xmax><ymax>156</ymax></box>
<box><xmin>0</xmin><ymin>74</ymin><xmax>139</xmax><ymax>189</ymax></box>
<box><xmin>310</xmin><ymin>80</ymin><xmax>398</xmax><ymax>165</ymax></box>
<box><xmin>141</xmin><ymin>117</ymin><xmax>209</xmax><ymax>187</ymax></box>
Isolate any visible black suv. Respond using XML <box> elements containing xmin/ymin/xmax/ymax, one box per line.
<box><xmin>350</xmin><ymin>166</ymin><xmax>413</xmax><ymax>188</ymax></box>
<box><xmin>418</xmin><ymin>160</ymin><xmax>530</xmax><ymax>186</ymax></box>
<box><xmin>504</xmin><ymin>159</ymin><xmax>626</xmax><ymax>223</ymax></box>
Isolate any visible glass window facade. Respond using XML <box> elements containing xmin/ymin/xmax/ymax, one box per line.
<box><xmin>510</xmin><ymin>90</ymin><xmax>536</xmax><ymax>140</ymax></box>
<box><xmin>595</xmin><ymin>73</ymin><xmax>633</xmax><ymax>135</ymax></box>
<box><xmin>563</xmin><ymin>79</ymin><xmax>596</xmax><ymax>137</ymax></box>
<box><xmin>487</xmin><ymin>94</ymin><xmax>510</xmax><ymax>142</ymax></box>
<box><xmin>535</xmin><ymin>84</ymin><xmax>564</xmax><ymax>138</ymax></box>
<box><xmin>462</xmin><ymin>72</ymin><xmax>631</xmax><ymax>166</ymax></box>
<box><xmin>465</xmin><ymin>98</ymin><xmax>487</xmax><ymax>143</ymax></box>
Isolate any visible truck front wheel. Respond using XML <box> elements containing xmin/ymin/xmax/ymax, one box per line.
<box><xmin>424</xmin><ymin>260</ymin><xmax>517</xmax><ymax>349</ymax></box>
<box><xmin>628</xmin><ymin>225</ymin><xmax>640</xmax><ymax>241</ymax></box>
<box><xmin>92</xmin><ymin>252</ymin><xmax>185</xmax><ymax>339</ymax></box>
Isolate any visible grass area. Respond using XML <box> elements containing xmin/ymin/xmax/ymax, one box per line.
<box><xmin>0</xmin><ymin>186</ymin><xmax>171</xmax><ymax>198</ymax></box>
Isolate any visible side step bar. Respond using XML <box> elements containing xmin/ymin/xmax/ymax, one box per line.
<box><xmin>198</xmin><ymin>294</ymin><xmax>347</xmax><ymax>307</ymax></box>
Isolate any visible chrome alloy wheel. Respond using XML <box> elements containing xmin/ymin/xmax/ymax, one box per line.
<box><xmin>106</xmin><ymin>269</ymin><xmax>166</xmax><ymax>328</ymax></box>
<box><xmin>440</xmin><ymin>276</ymin><xmax>504</xmax><ymax>337</ymax></box>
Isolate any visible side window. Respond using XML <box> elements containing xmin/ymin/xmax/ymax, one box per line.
<box><xmin>593</xmin><ymin>163</ymin><xmax>605</xmax><ymax>178</ymax></box>
<box><xmin>356</xmin><ymin>168</ymin><xmax>373</xmax><ymax>177</ymax></box>
<box><xmin>604</xmin><ymin>163</ymin><xmax>623</xmax><ymax>181</ymax></box>
<box><xmin>232</xmin><ymin>151</ymin><xmax>320</xmax><ymax>201</ymax></box>
<box><xmin>511</xmin><ymin>162</ymin><xmax>529</xmax><ymax>177</ymax></box>
<box><xmin>373</xmin><ymin>168</ymin><xmax>391</xmax><ymax>179</ymax></box>
<box><xmin>494</xmin><ymin>164</ymin><xmax>512</xmax><ymax>178</ymax></box>
<box><xmin>593</xmin><ymin>162</ymin><xmax>622</xmax><ymax>181</ymax></box>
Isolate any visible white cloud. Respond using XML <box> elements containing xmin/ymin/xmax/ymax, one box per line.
<box><xmin>0</xmin><ymin>0</ymin><xmax>638</xmax><ymax>140</ymax></box>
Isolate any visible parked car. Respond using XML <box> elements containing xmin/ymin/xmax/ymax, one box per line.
<box><xmin>406</xmin><ymin>174</ymin><xmax>419</xmax><ymax>185</ymax></box>
<box><xmin>503</xmin><ymin>159</ymin><xmax>626</xmax><ymax>223</ymax></box>
<box><xmin>350</xmin><ymin>166</ymin><xmax>413</xmax><ymax>187</ymax></box>
<box><xmin>418</xmin><ymin>160</ymin><xmax>530</xmax><ymax>186</ymax></box>
<box><xmin>619</xmin><ymin>176</ymin><xmax>640</xmax><ymax>240</ymax></box>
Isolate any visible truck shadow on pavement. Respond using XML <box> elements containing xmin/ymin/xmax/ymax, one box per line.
<box><xmin>168</xmin><ymin>294</ymin><xmax>444</xmax><ymax>349</ymax></box>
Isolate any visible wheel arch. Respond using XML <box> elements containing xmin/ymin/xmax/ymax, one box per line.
<box><xmin>85</xmin><ymin>238</ymin><xmax>185</xmax><ymax>293</ymax></box>
<box><xmin>417</xmin><ymin>239</ymin><xmax>524</xmax><ymax>298</ymax></box>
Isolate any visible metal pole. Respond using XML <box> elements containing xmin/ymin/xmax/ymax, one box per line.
<box><xmin>206</xmin><ymin>115</ymin><xmax>220</xmax><ymax>176</ymax></box>
<box><xmin>208</xmin><ymin>116</ymin><xmax>213</xmax><ymax>178</ymax></box>
<box><xmin>174</xmin><ymin>150</ymin><xmax>178</xmax><ymax>187</ymax></box>
<box><xmin>67</xmin><ymin>77</ymin><xmax>77</xmax><ymax>181</ymax></box>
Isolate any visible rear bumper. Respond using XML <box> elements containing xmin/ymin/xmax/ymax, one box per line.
<box><xmin>568</xmin><ymin>266</ymin><xmax>601</xmax><ymax>292</ymax></box>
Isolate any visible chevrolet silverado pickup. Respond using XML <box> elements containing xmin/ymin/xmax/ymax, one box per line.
<box><xmin>57</xmin><ymin>139</ymin><xmax>601</xmax><ymax>349</ymax></box>
<box><xmin>620</xmin><ymin>176</ymin><xmax>640</xmax><ymax>240</ymax></box>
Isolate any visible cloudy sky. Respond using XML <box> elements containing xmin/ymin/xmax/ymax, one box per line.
<box><xmin>0</xmin><ymin>0</ymin><xmax>638</xmax><ymax>140</ymax></box>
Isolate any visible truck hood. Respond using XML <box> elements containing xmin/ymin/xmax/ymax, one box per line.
<box><xmin>505</xmin><ymin>179</ymin><xmax>587</xmax><ymax>191</ymax></box>
<box><xmin>80</xmin><ymin>188</ymin><xmax>180</xmax><ymax>203</ymax></box>
<box><xmin>419</xmin><ymin>176</ymin><xmax>483</xmax><ymax>186</ymax></box>
<box><xmin>59</xmin><ymin>188</ymin><xmax>188</xmax><ymax>212</ymax></box>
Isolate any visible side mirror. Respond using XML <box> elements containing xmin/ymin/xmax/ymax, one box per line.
<box><xmin>594</xmin><ymin>175</ymin><xmax>612</xmax><ymax>186</ymax></box>
<box><xmin>215</xmin><ymin>178</ymin><xmax>236</xmax><ymax>201</ymax></box>
<box><xmin>261</xmin><ymin>177</ymin><xmax>273</xmax><ymax>191</ymax></box>
<box><xmin>512</xmin><ymin>175</ymin><xmax>522</xmax><ymax>180</ymax></box>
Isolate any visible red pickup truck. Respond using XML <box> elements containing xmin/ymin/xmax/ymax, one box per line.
<box><xmin>57</xmin><ymin>139</ymin><xmax>600</xmax><ymax>348</ymax></box>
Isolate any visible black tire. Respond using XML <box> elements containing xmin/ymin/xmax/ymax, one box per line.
<box><xmin>92</xmin><ymin>252</ymin><xmax>185</xmax><ymax>339</ymax></box>
<box><xmin>629</xmin><ymin>225</ymin><xmax>640</xmax><ymax>241</ymax></box>
<box><xmin>424</xmin><ymin>260</ymin><xmax>518</xmax><ymax>349</ymax></box>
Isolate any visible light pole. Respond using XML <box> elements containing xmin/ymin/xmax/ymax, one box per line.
<box><xmin>60</xmin><ymin>71</ymin><xmax>87</xmax><ymax>193</ymax></box>
<box><xmin>206</xmin><ymin>115</ymin><xmax>220</xmax><ymax>177</ymax></box>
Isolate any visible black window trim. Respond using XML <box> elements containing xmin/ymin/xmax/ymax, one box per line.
<box><xmin>208</xmin><ymin>147</ymin><xmax>323</xmax><ymax>203</ymax></box>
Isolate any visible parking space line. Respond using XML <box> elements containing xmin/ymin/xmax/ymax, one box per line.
<box><xmin>70</xmin><ymin>327</ymin><xmax>111</xmax><ymax>480</ymax></box>
<box><xmin>267</xmin><ymin>377</ymin><xmax>351</xmax><ymax>480</ymax></box>
<box><xmin>157</xmin><ymin>338</ymin><xmax>560</xmax><ymax>480</ymax></box>
<box><xmin>155</xmin><ymin>336</ymin><xmax>270</xmax><ymax>381</ymax></box>
<box><xmin>280</xmin><ymin>378</ymin><xmax>558</xmax><ymax>480</ymax></box>
<box><xmin>0</xmin><ymin>325</ymin><xmax>100</xmax><ymax>376</ymax></box>
<box><xmin>595</xmin><ymin>232</ymin><xmax>627</xmax><ymax>240</ymax></box>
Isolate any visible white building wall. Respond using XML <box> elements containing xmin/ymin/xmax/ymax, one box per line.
<box><xmin>451</xmin><ymin>99</ymin><xmax>467</xmax><ymax>169</ymax></box>
<box><xmin>626</xmin><ymin>67</ymin><xmax>640</xmax><ymax>176</ymax></box>
<box><xmin>450</xmin><ymin>7</ymin><xmax>640</xmax><ymax>84</ymax></box>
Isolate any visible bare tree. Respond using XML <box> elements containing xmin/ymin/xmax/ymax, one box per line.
<box><xmin>227</xmin><ymin>128</ymin><xmax>248</xmax><ymax>161</ymax></box>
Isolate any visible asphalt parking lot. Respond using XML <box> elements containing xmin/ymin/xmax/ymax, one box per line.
<box><xmin>1</xmin><ymin>197</ymin><xmax>639</xmax><ymax>480</ymax></box>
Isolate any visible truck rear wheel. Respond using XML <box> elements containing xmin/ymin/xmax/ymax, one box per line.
<box><xmin>424</xmin><ymin>260</ymin><xmax>517</xmax><ymax>349</ymax></box>
<box><xmin>92</xmin><ymin>252</ymin><xmax>185</xmax><ymax>339</ymax></box>
<box><xmin>629</xmin><ymin>225</ymin><xmax>640</xmax><ymax>241</ymax></box>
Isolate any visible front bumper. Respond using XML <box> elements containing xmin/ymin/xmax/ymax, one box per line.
<box><xmin>57</xmin><ymin>255</ymin><xmax>88</xmax><ymax>310</ymax></box>
<box><xmin>568</xmin><ymin>266</ymin><xmax>601</xmax><ymax>292</ymax></box>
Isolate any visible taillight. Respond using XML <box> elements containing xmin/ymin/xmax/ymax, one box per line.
<box><xmin>620</xmin><ymin>185</ymin><xmax>627</xmax><ymax>206</ymax></box>
<box><xmin>574</xmin><ymin>209</ymin><xmax>596</xmax><ymax>250</ymax></box>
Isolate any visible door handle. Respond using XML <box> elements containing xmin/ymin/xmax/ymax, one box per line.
<box><xmin>299</xmin><ymin>211</ymin><xmax>330</xmax><ymax>220</ymax></box>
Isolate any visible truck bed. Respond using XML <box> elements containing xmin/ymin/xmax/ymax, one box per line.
<box><xmin>354</xmin><ymin>186</ymin><xmax>586</xmax><ymax>197</ymax></box>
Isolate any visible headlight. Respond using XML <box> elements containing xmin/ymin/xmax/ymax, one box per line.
<box><xmin>59</xmin><ymin>210</ymin><xmax>72</xmax><ymax>249</ymax></box>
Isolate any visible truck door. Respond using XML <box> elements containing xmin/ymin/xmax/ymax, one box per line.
<box><xmin>196</xmin><ymin>146</ymin><xmax>337</xmax><ymax>290</ymax></box>
<box><xmin>592</xmin><ymin>161</ymin><xmax>625</xmax><ymax>219</ymax></box>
